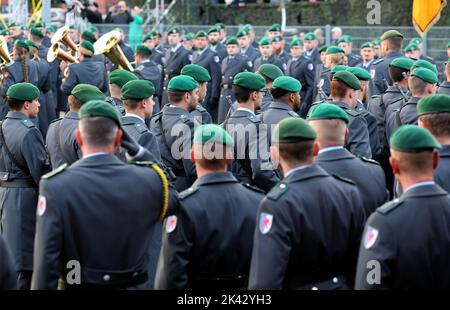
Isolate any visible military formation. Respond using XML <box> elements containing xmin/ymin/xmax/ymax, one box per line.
<box><xmin>0</xmin><ymin>20</ymin><xmax>450</xmax><ymax>291</ymax></box>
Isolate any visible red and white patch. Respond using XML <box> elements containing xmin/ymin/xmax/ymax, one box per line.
<box><xmin>37</xmin><ymin>195</ymin><xmax>46</xmax><ymax>216</ymax></box>
<box><xmin>259</xmin><ymin>212</ymin><xmax>273</xmax><ymax>234</ymax></box>
<box><xmin>364</xmin><ymin>226</ymin><xmax>379</xmax><ymax>249</ymax></box>
<box><xmin>165</xmin><ymin>215</ymin><xmax>178</xmax><ymax>233</ymax></box>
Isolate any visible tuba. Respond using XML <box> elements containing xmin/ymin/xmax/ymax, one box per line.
<box><xmin>0</xmin><ymin>35</ymin><xmax>12</xmax><ymax>70</ymax></box>
<box><xmin>51</xmin><ymin>26</ymin><xmax>78</xmax><ymax>56</ymax></box>
<box><xmin>47</xmin><ymin>42</ymin><xmax>79</xmax><ymax>64</ymax></box>
<box><xmin>94</xmin><ymin>30</ymin><xmax>133</xmax><ymax>71</ymax></box>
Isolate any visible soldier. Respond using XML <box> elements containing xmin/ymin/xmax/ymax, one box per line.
<box><xmin>150</xmin><ymin>75</ymin><xmax>199</xmax><ymax>191</ymax></box>
<box><xmin>217</xmin><ymin>37</ymin><xmax>253</xmax><ymax>123</ymax></box>
<box><xmin>271</xmin><ymin>36</ymin><xmax>291</xmax><ymax>65</ymax></box>
<box><xmin>222</xmin><ymin>72</ymin><xmax>279</xmax><ymax>192</ymax></box>
<box><xmin>438</xmin><ymin>60</ymin><xmax>450</xmax><ymax>95</ymax></box>
<box><xmin>181</xmin><ymin>33</ymin><xmax>194</xmax><ymax>51</ymax></box>
<box><xmin>372</xmin><ymin>37</ymin><xmax>381</xmax><ymax>60</ymax></box>
<box><xmin>192</xmin><ymin>31</ymin><xmax>221</xmax><ymax>122</ymax></box>
<box><xmin>308</xmin><ymin>103</ymin><xmax>388</xmax><ymax>215</ymax></box>
<box><xmin>0</xmin><ymin>235</ymin><xmax>17</xmax><ymax>289</ymax></box>
<box><xmin>243</xmin><ymin>24</ymin><xmax>259</xmax><ymax>49</ymax></box>
<box><xmin>237</xmin><ymin>29</ymin><xmax>260</xmax><ymax>63</ymax></box>
<box><xmin>412</xmin><ymin>58</ymin><xmax>438</xmax><ymax>75</ymax></box>
<box><xmin>256</xmin><ymin>64</ymin><xmax>284</xmax><ymax>113</ymax></box>
<box><xmin>410</xmin><ymin>37</ymin><xmax>437</xmax><ymax>66</ymax></box>
<box><xmin>286</xmin><ymin>38</ymin><xmax>315</xmax><ymax>117</ymax></box>
<box><xmin>81</xmin><ymin>30</ymin><xmax>107</xmax><ymax>67</ymax></box>
<box><xmin>45</xmin><ymin>25</ymin><xmax>56</xmax><ymax>40</ymax></box>
<box><xmin>267</xmin><ymin>23</ymin><xmax>282</xmax><ymax>39</ymax></box>
<box><xmin>303</xmin><ymin>32</ymin><xmax>321</xmax><ymax>65</ymax></box>
<box><xmin>404</xmin><ymin>42</ymin><xmax>420</xmax><ymax>60</ymax></box>
<box><xmin>248</xmin><ymin>117</ymin><xmax>365</xmax><ymax>289</ymax></box>
<box><xmin>337</xmin><ymin>35</ymin><xmax>361</xmax><ymax>67</ymax></box>
<box><xmin>0</xmin><ymin>83</ymin><xmax>51</xmax><ymax>289</ymax></box>
<box><xmin>314</xmin><ymin>46</ymin><xmax>347</xmax><ymax>102</ymax></box>
<box><xmin>46</xmin><ymin>84</ymin><xmax>105</xmax><ymax>168</ymax></box>
<box><xmin>33</xmin><ymin>21</ymin><xmax>51</xmax><ymax>48</ymax></box>
<box><xmin>31</xmin><ymin>100</ymin><xmax>174</xmax><ymax>290</ymax></box>
<box><xmin>107</xmin><ymin>69</ymin><xmax>138</xmax><ymax>116</ymax></box>
<box><xmin>215</xmin><ymin>23</ymin><xmax>227</xmax><ymax>46</ymax></box>
<box><xmin>355</xmin><ymin>125</ymin><xmax>450</xmax><ymax>289</ymax></box>
<box><xmin>61</xmin><ymin>41</ymin><xmax>108</xmax><ymax>97</ymax></box>
<box><xmin>134</xmin><ymin>44</ymin><xmax>164</xmax><ymax>115</ymax></box>
<box><xmin>6</xmin><ymin>22</ymin><xmax>25</xmax><ymax>51</ymax></box>
<box><xmin>181</xmin><ymin>64</ymin><xmax>213</xmax><ymax>124</ymax></box>
<box><xmin>358</xmin><ymin>41</ymin><xmax>375</xmax><ymax>71</ymax></box>
<box><xmin>142</xmin><ymin>33</ymin><xmax>165</xmax><ymax>67</ymax></box>
<box><xmin>68</xmin><ymin>24</ymin><xmax>79</xmax><ymax>44</ymax></box>
<box><xmin>155</xmin><ymin>124</ymin><xmax>264</xmax><ymax>289</ymax></box>
<box><xmin>208</xmin><ymin>26</ymin><xmax>227</xmax><ymax>61</ymax></box>
<box><xmin>369</xmin><ymin>30</ymin><xmax>404</xmax><ymax>97</ymax></box>
<box><xmin>417</xmin><ymin>94</ymin><xmax>450</xmax><ymax>192</ymax></box>
<box><xmin>253</xmin><ymin>37</ymin><xmax>286</xmax><ymax>74</ymax></box>
<box><xmin>259</xmin><ymin>76</ymin><xmax>301</xmax><ymax>144</ymax></box>
<box><xmin>385</xmin><ymin>67</ymin><xmax>438</xmax><ymax>142</ymax></box>
<box><xmin>329</xmin><ymin>71</ymin><xmax>372</xmax><ymax>158</ymax></box>
<box><xmin>116</xmin><ymin>28</ymin><xmax>135</xmax><ymax>64</ymax></box>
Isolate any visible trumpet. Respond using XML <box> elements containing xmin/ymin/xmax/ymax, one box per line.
<box><xmin>94</xmin><ymin>30</ymin><xmax>133</xmax><ymax>71</ymax></box>
<box><xmin>47</xmin><ymin>42</ymin><xmax>79</xmax><ymax>64</ymax></box>
<box><xmin>51</xmin><ymin>26</ymin><xmax>78</xmax><ymax>56</ymax></box>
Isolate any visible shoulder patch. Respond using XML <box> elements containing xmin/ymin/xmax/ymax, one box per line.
<box><xmin>248</xmin><ymin>115</ymin><xmax>260</xmax><ymax>123</ymax></box>
<box><xmin>42</xmin><ymin>163</ymin><xmax>69</xmax><ymax>180</ymax></box>
<box><xmin>372</xmin><ymin>58</ymin><xmax>384</xmax><ymax>65</ymax></box>
<box><xmin>288</xmin><ymin>110</ymin><xmax>299</xmax><ymax>117</ymax></box>
<box><xmin>377</xmin><ymin>197</ymin><xmax>404</xmax><ymax>215</ymax></box>
<box><xmin>331</xmin><ymin>173</ymin><xmax>356</xmax><ymax>185</ymax></box>
<box><xmin>21</xmin><ymin>119</ymin><xmax>35</xmax><ymax>128</ymax></box>
<box><xmin>358</xmin><ymin>156</ymin><xmax>380</xmax><ymax>166</ymax></box>
<box><xmin>242</xmin><ymin>183</ymin><xmax>265</xmax><ymax>194</ymax></box>
<box><xmin>267</xmin><ymin>182</ymin><xmax>289</xmax><ymax>201</ymax></box>
<box><xmin>178</xmin><ymin>187</ymin><xmax>199</xmax><ymax>200</ymax></box>
<box><xmin>50</xmin><ymin>117</ymin><xmax>63</xmax><ymax>124</ymax></box>
<box><xmin>134</xmin><ymin>123</ymin><xmax>149</xmax><ymax>134</ymax></box>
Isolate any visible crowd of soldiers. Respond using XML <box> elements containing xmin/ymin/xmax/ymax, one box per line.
<box><xmin>0</xmin><ymin>19</ymin><xmax>450</xmax><ymax>291</ymax></box>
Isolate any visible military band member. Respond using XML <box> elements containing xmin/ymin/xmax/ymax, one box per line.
<box><xmin>337</xmin><ymin>35</ymin><xmax>361</xmax><ymax>67</ymax></box>
<box><xmin>0</xmin><ymin>83</ymin><xmax>51</xmax><ymax>289</ymax></box>
<box><xmin>249</xmin><ymin>117</ymin><xmax>365</xmax><ymax>289</ymax></box>
<box><xmin>256</xmin><ymin>64</ymin><xmax>284</xmax><ymax>113</ymax></box>
<box><xmin>107</xmin><ymin>69</ymin><xmax>139</xmax><ymax>116</ymax></box>
<box><xmin>33</xmin><ymin>21</ymin><xmax>51</xmax><ymax>48</ymax></box>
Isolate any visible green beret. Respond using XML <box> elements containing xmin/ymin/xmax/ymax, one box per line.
<box><xmin>372</xmin><ymin>38</ymin><xmax>381</xmax><ymax>46</ymax></box>
<box><xmin>319</xmin><ymin>45</ymin><xmax>330</xmax><ymax>53</ymax></box>
<box><xmin>25</xmin><ymin>40</ymin><xmax>38</xmax><ymax>50</ymax></box>
<box><xmin>181</xmin><ymin>64</ymin><xmax>211</xmax><ymax>82</ymax></box>
<box><xmin>0</xmin><ymin>29</ymin><xmax>9</xmax><ymax>36</ymax></box>
<box><xmin>257</xmin><ymin>64</ymin><xmax>284</xmax><ymax>81</ymax></box>
<box><xmin>207</xmin><ymin>26</ymin><xmax>220</xmax><ymax>34</ymax></box>
<box><xmin>268</xmin><ymin>23</ymin><xmax>282</xmax><ymax>32</ymax></box>
<box><xmin>410</xmin><ymin>37</ymin><xmax>421</xmax><ymax>45</ymax></box>
<box><xmin>81</xmin><ymin>30</ymin><xmax>96</xmax><ymax>43</ymax></box>
<box><xmin>337</xmin><ymin>35</ymin><xmax>352</xmax><ymax>43</ymax></box>
<box><xmin>233</xmin><ymin>72</ymin><xmax>265</xmax><ymax>90</ymax></box>
<box><xmin>6</xmin><ymin>82</ymin><xmax>40</xmax><ymax>101</ymax></box>
<box><xmin>273</xmin><ymin>76</ymin><xmax>302</xmax><ymax>93</ymax></box>
<box><xmin>121</xmin><ymin>80</ymin><xmax>155</xmax><ymax>100</ymax></box>
<box><xmin>167</xmin><ymin>27</ymin><xmax>181</xmax><ymax>35</ymax></box>
<box><xmin>30</xmin><ymin>27</ymin><xmax>44</xmax><ymax>38</ymax></box>
<box><xmin>184</xmin><ymin>33</ymin><xmax>194</xmax><ymax>41</ymax></box>
<box><xmin>390</xmin><ymin>57</ymin><xmax>415</xmax><ymax>71</ymax></box>
<box><xmin>380</xmin><ymin>29</ymin><xmax>403</xmax><ymax>41</ymax></box>
<box><xmin>236</xmin><ymin>29</ymin><xmax>249</xmax><ymax>38</ymax></box>
<box><xmin>411</xmin><ymin>67</ymin><xmax>438</xmax><ymax>84</ymax></box>
<box><xmin>259</xmin><ymin>37</ymin><xmax>271</xmax><ymax>46</ymax></box>
<box><xmin>143</xmin><ymin>33</ymin><xmax>154</xmax><ymax>41</ymax></box>
<box><xmin>71</xmin><ymin>84</ymin><xmax>105</xmax><ymax>103</ymax></box>
<box><xmin>331</xmin><ymin>65</ymin><xmax>348</xmax><ymax>75</ymax></box>
<box><xmin>80</xmin><ymin>40</ymin><xmax>95</xmax><ymax>54</ymax></box>
<box><xmin>390</xmin><ymin>125</ymin><xmax>440</xmax><ymax>152</ymax></box>
<box><xmin>332</xmin><ymin>71</ymin><xmax>361</xmax><ymax>90</ymax></box>
<box><xmin>79</xmin><ymin>100</ymin><xmax>122</xmax><ymax>128</ymax></box>
<box><xmin>69</xmin><ymin>24</ymin><xmax>76</xmax><ymax>30</ymax></box>
<box><xmin>360</xmin><ymin>41</ymin><xmax>373</xmax><ymax>49</ymax></box>
<box><xmin>272</xmin><ymin>117</ymin><xmax>316</xmax><ymax>143</ymax></box>
<box><xmin>108</xmin><ymin>69</ymin><xmax>138</xmax><ymax>88</ymax></box>
<box><xmin>447</xmin><ymin>41</ymin><xmax>450</xmax><ymax>48</ymax></box>
<box><xmin>242</xmin><ymin>24</ymin><xmax>252</xmax><ymax>31</ymax></box>
<box><xmin>215</xmin><ymin>23</ymin><xmax>226</xmax><ymax>30</ymax></box>
<box><xmin>135</xmin><ymin>44</ymin><xmax>152</xmax><ymax>55</ymax></box>
<box><xmin>226</xmin><ymin>37</ymin><xmax>238</xmax><ymax>46</ymax></box>
<box><xmin>34</xmin><ymin>21</ymin><xmax>45</xmax><ymax>28</ymax></box>
<box><xmin>150</xmin><ymin>28</ymin><xmax>161</xmax><ymax>37</ymax></box>
<box><xmin>168</xmin><ymin>75</ymin><xmax>199</xmax><ymax>92</ymax></box>
<box><xmin>413</xmin><ymin>59</ymin><xmax>438</xmax><ymax>74</ymax></box>
<box><xmin>193</xmin><ymin>124</ymin><xmax>234</xmax><ymax>147</ymax></box>
<box><xmin>272</xmin><ymin>35</ymin><xmax>284</xmax><ymax>43</ymax></box>
<box><xmin>346</xmin><ymin>67</ymin><xmax>371</xmax><ymax>81</ymax></box>
<box><xmin>8</xmin><ymin>22</ymin><xmax>17</xmax><ymax>28</ymax></box>
<box><xmin>404</xmin><ymin>43</ymin><xmax>418</xmax><ymax>52</ymax></box>
<box><xmin>326</xmin><ymin>46</ymin><xmax>345</xmax><ymax>55</ymax></box>
<box><xmin>15</xmin><ymin>39</ymin><xmax>29</xmax><ymax>51</ymax></box>
<box><xmin>290</xmin><ymin>38</ymin><xmax>303</xmax><ymax>48</ymax></box>
<box><xmin>417</xmin><ymin>94</ymin><xmax>450</xmax><ymax>116</ymax></box>
<box><xmin>303</xmin><ymin>32</ymin><xmax>317</xmax><ymax>41</ymax></box>
<box><xmin>308</xmin><ymin>102</ymin><xmax>349</xmax><ymax>124</ymax></box>
<box><xmin>194</xmin><ymin>31</ymin><xmax>207</xmax><ymax>39</ymax></box>
<box><xmin>88</xmin><ymin>25</ymin><xmax>98</xmax><ymax>33</ymax></box>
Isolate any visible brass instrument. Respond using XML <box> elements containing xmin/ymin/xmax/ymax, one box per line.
<box><xmin>0</xmin><ymin>35</ymin><xmax>12</xmax><ymax>70</ymax></box>
<box><xmin>47</xmin><ymin>42</ymin><xmax>79</xmax><ymax>64</ymax></box>
<box><xmin>51</xmin><ymin>26</ymin><xmax>78</xmax><ymax>56</ymax></box>
<box><xmin>94</xmin><ymin>30</ymin><xmax>133</xmax><ymax>71</ymax></box>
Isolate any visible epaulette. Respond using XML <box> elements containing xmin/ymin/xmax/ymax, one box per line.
<box><xmin>288</xmin><ymin>110</ymin><xmax>299</xmax><ymax>117</ymax></box>
<box><xmin>50</xmin><ymin>117</ymin><xmax>63</xmax><ymax>124</ymax></box>
<box><xmin>42</xmin><ymin>163</ymin><xmax>69</xmax><ymax>180</ymax></box>
<box><xmin>331</xmin><ymin>173</ymin><xmax>356</xmax><ymax>185</ymax></box>
<box><xmin>178</xmin><ymin>187</ymin><xmax>199</xmax><ymax>200</ymax></box>
<box><xmin>242</xmin><ymin>183</ymin><xmax>265</xmax><ymax>194</ymax></box>
<box><xmin>134</xmin><ymin>123</ymin><xmax>148</xmax><ymax>134</ymax></box>
<box><xmin>371</xmin><ymin>95</ymin><xmax>381</xmax><ymax>99</ymax></box>
<box><xmin>179</xmin><ymin>114</ymin><xmax>191</xmax><ymax>124</ymax></box>
<box><xmin>372</xmin><ymin>58</ymin><xmax>384</xmax><ymax>66</ymax></box>
<box><xmin>21</xmin><ymin>119</ymin><xmax>35</xmax><ymax>128</ymax></box>
<box><xmin>344</xmin><ymin>108</ymin><xmax>360</xmax><ymax>117</ymax></box>
<box><xmin>248</xmin><ymin>114</ymin><xmax>260</xmax><ymax>123</ymax></box>
<box><xmin>358</xmin><ymin>155</ymin><xmax>380</xmax><ymax>166</ymax></box>
<box><xmin>377</xmin><ymin>197</ymin><xmax>404</xmax><ymax>215</ymax></box>
<box><xmin>267</xmin><ymin>182</ymin><xmax>289</xmax><ymax>201</ymax></box>
<box><xmin>136</xmin><ymin>65</ymin><xmax>144</xmax><ymax>71</ymax></box>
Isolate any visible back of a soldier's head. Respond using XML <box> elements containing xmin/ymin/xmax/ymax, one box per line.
<box><xmin>417</xmin><ymin>94</ymin><xmax>450</xmax><ymax>141</ymax></box>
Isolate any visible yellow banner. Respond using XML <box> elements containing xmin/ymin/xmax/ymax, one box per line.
<box><xmin>413</xmin><ymin>0</ymin><xmax>447</xmax><ymax>37</ymax></box>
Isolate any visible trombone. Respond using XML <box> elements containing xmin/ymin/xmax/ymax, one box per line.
<box><xmin>94</xmin><ymin>30</ymin><xmax>133</xmax><ymax>72</ymax></box>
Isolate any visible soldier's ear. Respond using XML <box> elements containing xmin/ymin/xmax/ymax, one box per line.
<box><xmin>312</xmin><ymin>142</ymin><xmax>320</xmax><ymax>156</ymax></box>
<box><xmin>190</xmin><ymin>148</ymin><xmax>195</xmax><ymax>163</ymax></box>
<box><xmin>389</xmin><ymin>156</ymin><xmax>399</xmax><ymax>175</ymax></box>
<box><xmin>432</xmin><ymin>151</ymin><xmax>440</xmax><ymax>170</ymax></box>
<box><xmin>75</xmin><ymin>129</ymin><xmax>83</xmax><ymax>148</ymax></box>
<box><xmin>344</xmin><ymin>127</ymin><xmax>349</xmax><ymax>141</ymax></box>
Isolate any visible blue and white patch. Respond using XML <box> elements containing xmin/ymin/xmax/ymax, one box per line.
<box><xmin>364</xmin><ymin>226</ymin><xmax>379</xmax><ymax>249</ymax></box>
<box><xmin>370</xmin><ymin>68</ymin><xmax>376</xmax><ymax>79</ymax></box>
<box><xmin>282</xmin><ymin>63</ymin><xmax>287</xmax><ymax>71</ymax></box>
<box><xmin>247</xmin><ymin>61</ymin><xmax>253</xmax><ymax>68</ymax></box>
<box><xmin>188</xmin><ymin>54</ymin><xmax>193</xmax><ymax>62</ymax></box>
<box><xmin>214</xmin><ymin>55</ymin><xmax>220</xmax><ymax>63</ymax></box>
<box><xmin>307</xmin><ymin>63</ymin><xmax>314</xmax><ymax>71</ymax></box>
<box><xmin>37</xmin><ymin>195</ymin><xmax>46</xmax><ymax>217</ymax></box>
<box><xmin>318</xmin><ymin>78</ymin><xmax>324</xmax><ymax>88</ymax></box>
<box><xmin>259</xmin><ymin>212</ymin><xmax>273</xmax><ymax>234</ymax></box>
<box><xmin>166</xmin><ymin>215</ymin><xmax>178</xmax><ymax>233</ymax></box>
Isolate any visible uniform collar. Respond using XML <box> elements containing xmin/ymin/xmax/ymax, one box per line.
<box><xmin>237</xmin><ymin>107</ymin><xmax>256</xmax><ymax>116</ymax></box>
<box><xmin>124</xmin><ymin>113</ymin><xmax>145</xmax><ymax>123</ymax></box>
<box><xmin>439</xmin><ymin>145</ymin><xmax>450</xmax><ymax>157</ymax></box>
<box><xmin>317</xmin><ymin>146</ymin><xmax>345</xmax><ymax>155</ymax></box>
<box><xmin>284</xmin><ymin>164</ymin><xmax>312</xmax><ymax>177</ymax></box>
<box><xmin>192</xmin><ymin>172</ymin><xmax>238</xmax><ymax>187</ymax></box>
<box><xmin>76</xmin><ymin>153</ymin><xmax>123</xmax><ymax>167</ymax></box>
<box><xmin>405</xmin><ymin>181</ymin><xmax>435</xmax><ymax>193</ymax></box>
<box><xmin>165</xmin><ymin>105</ymin><xmax>190</xmax><ymax>115</ymax></box>
<box><xmin>283</xmin><ymin>164</ymin><xmax>329</xmax><ymax>182</ymax></box>
<box><xmin>402</xmin><ymin>182</ymin><xmax>447</xmax><ymax>198</ymax></box>
<box><xmin>5</xmin><ymin>111</ymin><xmax>28</xmax><ymax>120</ymax></box>
<box><xmin>171</xmin><ymin>44</ymin><xmax>181</xmax><ymax>53</ymax></box>
<box><xmin>65</xmin><ymin>111</ymin><xmax>79</xmax><ymax>120</ymax></box>
<box><xmin>268</xmin><ymin>101</ymin><xmax>293</xmax><ymax>111</ymax></box>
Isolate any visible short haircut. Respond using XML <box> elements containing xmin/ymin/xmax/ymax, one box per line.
<box><xmin>232</xmin><ymin>84</ymin><xmax>255</xmax><ymax>103</ymax></box>
<box><xmin>68</xmin><ymin>95</ymin><xmax>84</xmax><ymax>110</ymax></box>
<box><xmin>270</xmin><ymin>87</ymin><xmax>290</xmax><ymax>100</ymax></box>
<box><xmin>167</xmin><ymin>90</ymin><xmax>188</xmax><ymax>104</ymax></box>
<box><xmin>330</xmin><ymin>80</ymin><xmax>350</xmax><ymax>99</ymax></box>
<box><xmin>276</xmin><ymin>140</ymin><xmax>315</xmax><ymax>166</ymax></box>
<box><xmin>79</xmin><ymin>117</ymin><xmax>118</xmax><ymax>148</ymax></box>
<box><xmin>136</xmin><ymin>51</ymin><xmax>150</xmax><ymax>59</ymax></box>
<box><xmin>6</xmin><ymin>98</ymin><xmax>25</xmax><ymax>111</ymax></box>
<box><xmin>123</xmin><ymin>98</ymin><xmax>141</xmax><ymax>110</ymax></box>
<box><xmin>391</xmin><ymin>149</ymin><xmax>434</xmax><ymax>175</ymax></box>
<box><xmin>419</xmin><ymin>113</ymin><xmax>450</xmax><ymax>138</ymax></box>
<box><xmin>309</xmin><ymin>119</ymin><xmax>346</xmax><ymax>146</ymax></box>
<box><xmin>389</xmin><ymin>66</ymin><xmax>408</xmax><ymax>83</ymax></box>
<box><xmin>408</xmin><ymin>75</ymin><xmax>428</xmax><ymax>94</ymax></box>
<box><xmin>257</xmin><ymin>72</ymin><xmax>273</xmax><ymax>84</ymax></box>
<box><xmin>193</xmin><ymin>142</ymin><xmax>229</xmax><ymax>170</ymax></box>
<box><xmin>385</xmin><ymin>37</ymin><xmax>403</xmax><ymax>52</ymax></box>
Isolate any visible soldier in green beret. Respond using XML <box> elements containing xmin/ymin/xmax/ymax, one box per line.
<box><xmin>303</xmin><ymin>32</ymin><xmax>320</xmax><ymax>65</ymax></box>
<box><xmin>249</xmin><ymin>117</ymin><xmax>365</xmax><ymax>290</ymax></box>
<box><xmin>107</xmin><ymin>69</ymin><xmax>138</xmax><ymax>116</ymax></box>
<box><xmin>356</xmin><ymin>125</ymin><xmax>450</xmax><ymax>290</ymax></box>
<box><xmin>181</xmin><ymin>32</ymin><xmax>194</xmax><ymax>51</ymax></box>
<box><xmin>337</xmin><ymin>35</ymin><xmax>361</xmax><ymax>67</ymax></box>
<box><xmin>437</xmin><ymin>60</ymin><xmax>450</xmax><ymax>95</ymax></box>
<box><xmin>359</xmin><ymin>41</ymin><xmax>375</xmax><ymax>71</ymax></box>
<box><xmin>208</xmin><ymin>26</ymin><xmax>227</xmax><ymax>61</ymax></box>
<box><xmin>222</xmin><ymin>71</ymin><xmax>279</xmax><ymax>192</ymax></box>
<box><xmin>256</xmin><ymin>63</ymin><xmax>284</xmax><ymax>112</ymax></box>
<box><xmin>271</xmin><ymin>35</ymin><xmax>290</xmax><ymax>65</ymax></box>
<box><xmin>404</xmin><ymin>43</ymin><xmax>420</xmax><ymax>60</ymax></box>
<box><xmin>411</xmin><ymin>58</ymin><xmax>438</xmax><ymax>75</ymax></box>
<box><xmin>254</xmin><ymin>37</ymin><xmax>286</xmax><ymax>75</ymax></box>
<box><xmin>314</xmin><ymin>46</ymin><xmax>347</xmax><ymax>102</ymax></box>
<box><xmin>142</xmin><ymin>33</ymin><xmax>165</xmax><ymax>66</ymax></box>
<box><xmin>237</xmin><ymin>29</ymin><xmax>260</xmax><ymax>63</ymax></box>
<box><xmin>215</xmin><ymin>23</ymin><xmax>227</xmax><ymax>45</ymax></box>
<box><xmin>0</xmin><ymin>83</ymin><xmax>51</xmax><ymax>289</ymax></box>
<box><xmin>267</xmin><ymin>23</ymin><xmax>282</xmax><ymax>39</ymax></box>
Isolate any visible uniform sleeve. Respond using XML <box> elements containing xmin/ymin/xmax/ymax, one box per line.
<box><xmin>139</xmin><ymin>132</ymin><xmax>162</xmax><ymax>162</ymax></box>
<box><xmin>347</xmin><ymin>116</ymin><xmax>372</xmax><ymax>159</ymax></box>
<box><xmin>61</xmin><ymin>66</ymin><xmax>77</xmax><ymax>95</ymax></box>
<box><xmin>31</xmin><ymin>180</ymin><xmax>64</xmax><ymax>290</ymax></box>
<box><xmin>154</xmin><ymin>205</ymin><xmax>195</xmax><ymax>289</ymax></box>
<box><xmin>354</xmin><ymin>212</ymin><xmax>397</xmax><ymax>290</ymax></box>
<box><xmin>248</xmin><ymin>199</ymin><xmax>292</xmax><ymax>289</ymax></box>
<box><xmin>21</xmin><ymin>129</ymin><xmax>51</xmax><ymax>184</ymax></box>
<box><xmin>209</xmin><ymin>55</ymin><xmax>222</xmax><ymax>99</ymax></box>
<box><xmin>302</xmin><ymin>61</ymin><xmax>315</xmax><ymax>108</ymax></box>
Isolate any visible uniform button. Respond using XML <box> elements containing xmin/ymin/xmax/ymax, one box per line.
<box><xmin>280</xmin><ymin>184</ymin><xmax>286</xmax><ymax>189</ymax></box>
<box><xmin>103</xmin><ymin>274</ymin><xmax>110</xmax><ymax>282</ymax></box>
<box><xmin>132</xmin><ymin>272</ymin><xmax>139</xmax><ymax>277</ymax></box>
<box><xmin>312</xmin><ymin>286</ymin><xmax>318</xmax><ymax>290</ymax></box>
<box><xmin>332</xmin><ymin>277</ymin><xmax>338</xmax><ymax>284</ymax></box>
